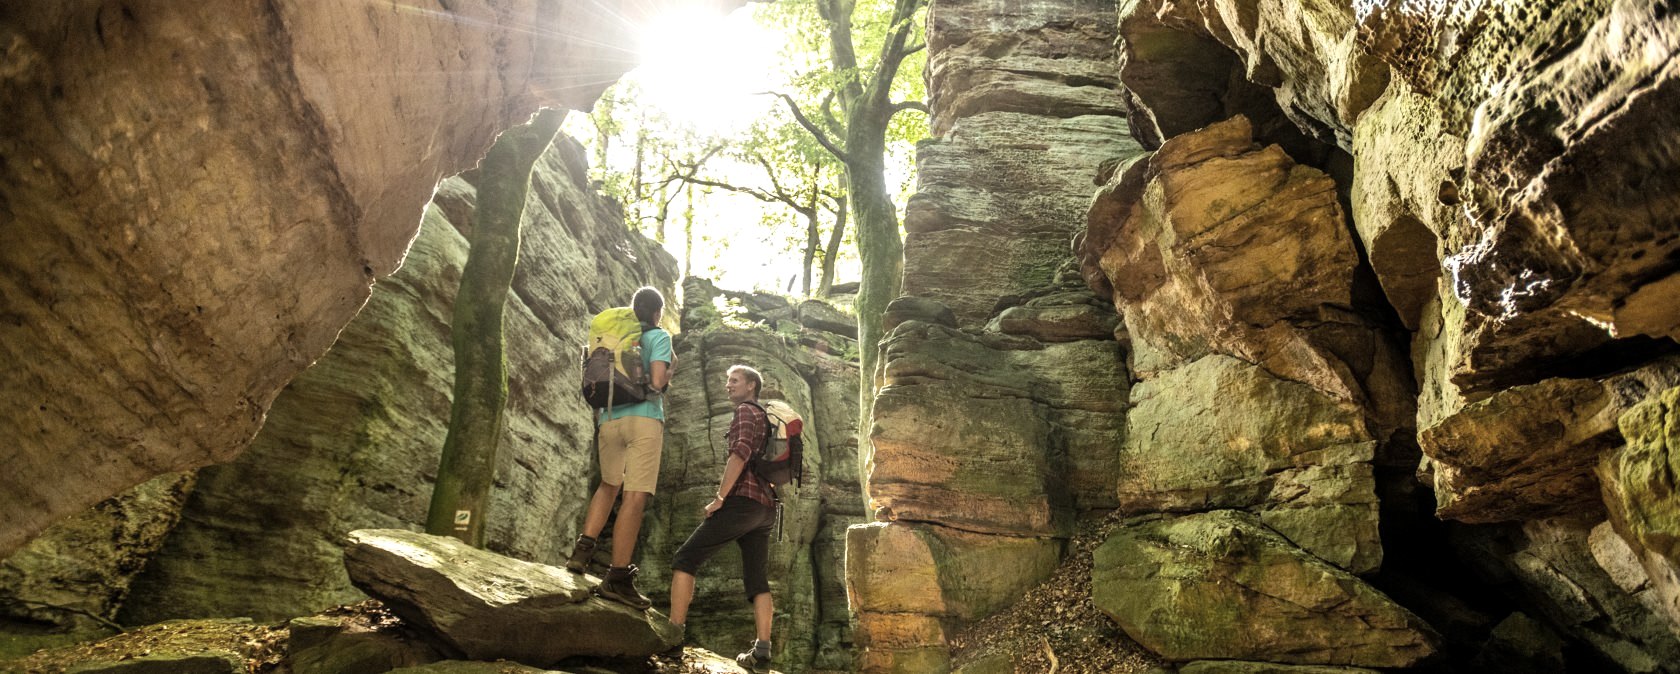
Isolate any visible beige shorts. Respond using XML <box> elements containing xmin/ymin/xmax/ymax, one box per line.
<box><xmin>598</xmin><ymin>416</ymin><xmax>664</xmax><ymax>494</ymax></box>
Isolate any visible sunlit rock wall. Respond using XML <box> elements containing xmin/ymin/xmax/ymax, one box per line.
<box><xmin>0</xmin><ymin>0</ymin><xmax>645</xmax><ymax>557</ymax></box>
<box><xmin>634</xmin><ymin>277</ymin><xmax>863</xmax><ymax>674</ymax></box>
<box><xmin>851</xmin><ymin>0</ymin><xmax>1139</xmax><ymax>669</ymax></box>
<box><xmin>1084</xmin><ymin>0</ymin><xmax>1680</xmax><ymax>668</ymax></box>
<box><xmin>113</xmin><ymin>134</ymin><xmax>677</xmax><ymax>624</ymax></box>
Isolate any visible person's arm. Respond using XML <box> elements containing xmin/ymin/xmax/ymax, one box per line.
<box><xmin>706</xmin><ymin>454</ymin><xmax>749</xmax><ymax>517</ymax></box>
<box><xmin>648</xmin><ymin>329</ymin><xmax>673</xmax><ymax>391</ymax></box>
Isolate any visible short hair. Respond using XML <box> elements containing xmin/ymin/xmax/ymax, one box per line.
<box><xmin>728</xmin><ymin>364</ymin><xmax>762</xmax><ymax>398</ymax></box>
<box><xmin>631</xmin><ymin>287</ymin><xmax>664</xmax><ymax>325</ymax></box>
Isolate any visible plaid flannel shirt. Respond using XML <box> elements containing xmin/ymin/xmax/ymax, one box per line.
<box><xmin>725</xmin><ymin>401</ymin><xmax>776</xmax><ymax>507</ymax></box>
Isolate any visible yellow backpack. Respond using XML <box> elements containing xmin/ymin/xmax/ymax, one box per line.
<box><xmin>580</xmin><ymin>308</ymin><xmax>651</xmax><ymax>409</ymax></box>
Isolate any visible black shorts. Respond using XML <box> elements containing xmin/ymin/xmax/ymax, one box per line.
<box><xmin>670</xmin><ymin>496</ymin><xmax>777</xmax><ymax>602</ymax></box>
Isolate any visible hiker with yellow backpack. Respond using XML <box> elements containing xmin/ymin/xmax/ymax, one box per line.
<box><xmin>568</xmin><ymin>286</ymin><xmax>673</xmax><ymax>609</ymax></box>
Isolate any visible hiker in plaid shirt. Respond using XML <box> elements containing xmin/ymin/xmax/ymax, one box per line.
<box><xmin>668</xmin><ymin>364</ymin><xmax>778</xmax><ymax>673</ymax></box>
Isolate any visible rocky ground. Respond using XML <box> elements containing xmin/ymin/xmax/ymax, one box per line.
<box><xmin>0</xmin><ymin>601</ymin><xmax>769</xmax><ymax>674</ymax></box>
<box><xmin>949</xmin><ymin>514</ymin><xmax>1161</xmax><ymax>673</ymax></box>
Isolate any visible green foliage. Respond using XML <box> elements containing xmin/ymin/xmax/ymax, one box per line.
<box><xmin>562</xmin><ymin>0</ymin><xmax>927</xmax><ymax>294</ymax></box>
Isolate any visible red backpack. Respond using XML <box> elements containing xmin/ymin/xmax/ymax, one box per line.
<box><xmin>746</xmin><ymin>400</ymin><xmax>804</xmax><ymax>489</ymax></box>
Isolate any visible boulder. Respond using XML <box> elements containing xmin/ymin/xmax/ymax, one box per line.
<box><xmin>1092</xmin><ymin>511</ymin><xmax>1436</xmax><ymax>667</ymax></box>
<box><xmin>285</xmin><ymin>608</ymin><xmax>443</xmax><ymax>674</ymax></box>
<box><xmin>1602</xmin><ymin>385</ymin><xmax>1680</xmax><ymax>632</ymax></box>
<box><xmin>1119</xmin><ymin>355</ymin><xmax>1381</xmax><ymax>573</ymax></box>
<box><xmin>0</xmin><ymin>473</ymin><xmax>193</xmax><ymax>629</ymax></box>
<box><xmin>0</xmin><ymin>0</ymin><xmax>654</xmax><ymax>558</ymax></box>
<box><xmin>846</xmin><ymin>522</ymin><xmax>1060</xmax><ymax>673</ymax></box>
<box><xmin>342</xmin><ymin>530</ymin><xmax>680</xmax><ymax>664</ymax></box>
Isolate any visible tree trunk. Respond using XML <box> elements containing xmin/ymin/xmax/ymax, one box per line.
<box><xmin>683</xmin><ymin>182</ymin><xmax>695</xmax><ymax>278</ymax></box>
<box><xmin>819</xmin><ymin>196</ymin><xmax>847</xmax><ymax>298</ymax></box>
<box><xmin>425</xmin><ymin>109</ymin><xmax>565</xmax><ymax>547</ymax></box>
<box><xmin>803</xmin><ymin>190</ymin><xmax>820</xmax><ymax>297</ymax></box>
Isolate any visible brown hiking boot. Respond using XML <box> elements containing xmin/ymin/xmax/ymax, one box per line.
<box><xmin>565</xmin><ymin>535</ymin><xmax>596</xmax><ymax>574</ymax></box>
<box><xmin>595</xmin><ymin>564</ymin><xmax>652</xmax><ymax>610</ymax></box>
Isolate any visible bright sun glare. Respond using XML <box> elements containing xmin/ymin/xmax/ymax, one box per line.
<box><xmin>631</xmin><ymin>5</ymin><xmax>785</xmax><ymax>134</ymax></box>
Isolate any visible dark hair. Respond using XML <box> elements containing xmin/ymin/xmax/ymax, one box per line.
<box><xmin>727</xmin><ymin>364</ymin><xmax>762</xmax><ymax>399</ymax></box>
<box><xmin>631</xmin><ymin>287</ymin><xmax>664</xmax><ymax>325</ymax></box>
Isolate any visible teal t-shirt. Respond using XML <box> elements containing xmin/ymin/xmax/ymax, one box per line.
<box><xmin>599</xmin><ymin>327</ymin><xmax>672</xmax><ymax>423</ymax></box>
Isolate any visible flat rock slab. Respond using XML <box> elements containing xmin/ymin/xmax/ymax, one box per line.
<box><xmin>1092</xmin><ymin>511</ymin><xmax>1437</xmax><ymax>667</ymax></box>
<box><xmin>344</xmin><ymin>530</ymin><xmax>680</xmax><ymax>665</ymax></box>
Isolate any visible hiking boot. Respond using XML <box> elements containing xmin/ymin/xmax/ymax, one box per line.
<box><xmin>565</xmin><ymin>535</ymin><xmax>596</xmax><ymax>574</ymax></box>
<box><xmin>594</xmin><ymin>564</ymin><xmax>652</xmax><ymax>610</ymax></box>
<box><xmin>734</xmin><ymin>645</ymin><xmax>771</xmax><ymax>673</ymax></box>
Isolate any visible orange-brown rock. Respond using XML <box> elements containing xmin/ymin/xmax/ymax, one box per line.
<box><xmin>0</xmin><ymin>0</ymin><xmax>658</xmax><ymax>556</ymax></box>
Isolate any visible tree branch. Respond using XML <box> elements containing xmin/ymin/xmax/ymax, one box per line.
<box><xmin>762</xmin><ymin>91</ymin><xmax>850</xmax><ymax>163</ymax></box>
<box><xmin>889</xmin><ymin>100</ymin><xmax>929</xmax><ymax>118</ymax></box>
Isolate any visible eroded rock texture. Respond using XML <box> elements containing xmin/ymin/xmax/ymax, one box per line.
<box><xmin>110</xmin><ymin>135</ymin><xmax>674</xmax><ymax>625</ymax></box>
<box><xmin>1093</xmin><ymin>511</ymin><xmax>1436</xmax><ymax>667</ymax></box>
<box><xmin>0</xmin><ymin>473</ymin><xmax>193</xmax><ymax>630</ymax></box>
<box><xmin>853</xmin><ymin>0</ymin><xmax>1138</xmax><ymax>669</ymax></box>
<box><xmin>1078</xmin><ymin>114</ymin><xmax>1410</xmax><ymax>663</ymax></box>
<box><xmin>0</xmin><ymin>0</ymin><xmax>644</xmax><ymax>557</ymax></box>
<box><xmin>1089</xmin><ymin>0</ymin><xmax>1680</xmax><ymax>668</ymax></box>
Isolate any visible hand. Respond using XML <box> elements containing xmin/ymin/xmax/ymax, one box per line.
<box><xmin>704</xmin><ymin>496</ymin><xmax>723</xmax><ymax>518</ymax></box>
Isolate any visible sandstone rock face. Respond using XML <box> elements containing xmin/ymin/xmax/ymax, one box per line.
<box><xmin>1076</xmin><ymin>111</ymin><xmax>1418</xmax><ymax>664</ymax></box>
<box><xmin>1115</xmin><ymin>0</ymin><xmax>1388</xmax><ymax>150</ymax></box>
<box><xmin>0</xmin><ymin>0</ymin><xmax>653</xmax><ymax>557</ymax></box>
<box><xmin>1121</xmin><ymin>356</ymin><xmax>1380</xmax><ymax>573</ymax></box>
<box><xmin>1603</xmin><ymin>386</ymin><xmax>1680</xmax><ymax>632</ymax></box>
<box><xmin>1419</xmin><ymin>360</ymin><xmax>1680</xmax><ymax>524</ymax></box>
<box><xmin>857</xmin><ymin>0</ymin><xmax>1139</xmax><ymax>669</ymax></box>
<box><xmin>1092</xmin><ymin>511</ymin><xmax>1436</xmax><ymax>667</ymax></box>
<box><xmin>1448</xmin><ymin>519</ymin><xmax>1680</xmax><ymax>671</ymax></box>
<box><xmin>0</xmin><ymin>473</ymin><xmax>193</xmax><ymax>630</ymax></box>
<box><xmin>119</xmin><ymin>135</ymin><xmax>676</xmax><ymax>624</ymax></box>
<box><xmin>344</xmin><ymin>529</ymin><xmax>681</xmax><ymax>663</ymax></box>
<box><xmin>632</xmin><ymin>277</ymin><xmax>863</xmax><ymax>674</ymax></box>
<box><xmin>904</xmin><ymin>0</ymin><xmax>1137</xmax><ymax>328</ymax></box>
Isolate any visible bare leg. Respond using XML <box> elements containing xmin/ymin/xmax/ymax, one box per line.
<box><xmin>580</xmin><ymin>482</ymin><xmax>621</xmax><ymax>539</ymax></box>
<box><xmin>611</xmin><ymin>490</ymin><xmax>651</xmax><ymax>566</ymax></box>
<box><xmin>752</xmin><ymin>592</ymin><xmax>772</xmax><ymax>641</ymax></box>
<box><xmin>670</xmin><ymin>570</ymin><xmax>697</xmax><ymax>625</ymax></box>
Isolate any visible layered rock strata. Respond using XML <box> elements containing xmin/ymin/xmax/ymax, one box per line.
<box><xmin>0</xmin><ymin>0</ymin><xmax>650</xmax><ymax>557</ymax></box>
<box><xmin>852</xmin><ymin>0</ymin><xmax>1139</xmax><ymax>669</ymax></box>
<box><xmin>1079</xmin><ymin>115</ymin><xmax>1414</xmax><ymax>663</ymax></box>
<box><xmin>1102</xmin><ymin>0</ymin><xmax>1680</xmax><ymax>666</ymax></box>
<box><xmin>118</xmin><ymin>135</ymin><xmax>677</xmax><ymax>623</ymax></box>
